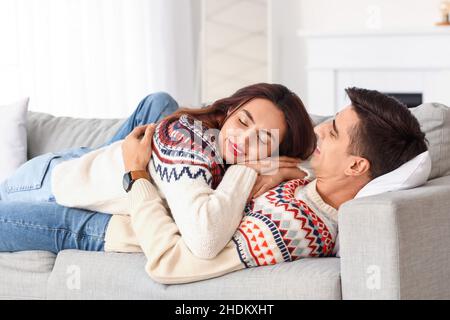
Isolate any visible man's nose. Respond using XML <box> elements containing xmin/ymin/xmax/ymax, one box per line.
<box><xmin>314</xmin><ymin>124</ymin><xmax>324</xmax><ymax>138</ymax></box>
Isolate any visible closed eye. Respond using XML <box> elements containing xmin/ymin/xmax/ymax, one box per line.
<box><xmin>239</xmin><ymin>118</ymin><xmax>248</xmax><ymax>127</ymax></box>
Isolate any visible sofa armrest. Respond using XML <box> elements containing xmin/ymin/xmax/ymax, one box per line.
<box><xmin>339</xmin><ymin>175</ymin><xmax>450</xmax><ymax>300</ymax></box>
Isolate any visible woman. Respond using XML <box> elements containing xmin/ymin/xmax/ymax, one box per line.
<box><xmin>0</xmin><ymin>83</ymin><xmax>316</xmax><ymax>258</ymax></box>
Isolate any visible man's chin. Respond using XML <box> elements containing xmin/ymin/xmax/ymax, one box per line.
<box><xmin>309</xmin><ymin>157</ymin><xmax>319</xmax><ymax>171</ymax></box>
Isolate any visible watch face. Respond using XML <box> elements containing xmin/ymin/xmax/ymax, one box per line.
<box><xmin>123</xmin><ymin>172</ymin><xmax>132</xmax><ymax>192</ymax></box>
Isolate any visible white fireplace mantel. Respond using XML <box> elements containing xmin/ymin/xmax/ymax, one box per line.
<box><xmin>297</xmin><ymin>27</ymin><xmax>450</xmax><ymax>115</ymax></box>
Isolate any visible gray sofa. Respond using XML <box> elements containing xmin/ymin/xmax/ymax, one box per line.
<box><xmin>1</xmin><ymin>103</ymin><xmax>449</xmax><ymax>300</ymax></box>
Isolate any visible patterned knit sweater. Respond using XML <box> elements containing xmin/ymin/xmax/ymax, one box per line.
<box><xmin>51</xmin><ymin>114</ymin><xmax>258</xmax><ymax>259</ymax></box>
<box><xmin>126</xmin><ymin>177</ymin><xmax>338</xmax><ymax>284</ymax></box>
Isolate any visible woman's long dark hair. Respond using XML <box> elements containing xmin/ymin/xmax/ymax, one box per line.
<box><xmin>165</xmin><ymin>83</ymin><xmax>317</xmax><ymax>160</ymax></box>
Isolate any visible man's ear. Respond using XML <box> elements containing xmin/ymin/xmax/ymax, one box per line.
<box><xmin>344</xmin><ymin>156</ymin><xmax>370</xmax><ymax>177</ymax></box>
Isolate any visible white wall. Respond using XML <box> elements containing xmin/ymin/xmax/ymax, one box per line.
<box><xmin>270</xmin><ymin>0</ymin><xmax>304</xmax><ymax>95</ymax></box>
<box><xmin>271</xmin><ymin>0</ymin><xmax>445</xmax><ymax>109</ymax></box>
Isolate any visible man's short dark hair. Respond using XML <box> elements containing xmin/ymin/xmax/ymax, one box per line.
<box><xmin>346</xmin><ymin>87</ymin><xmax>428</xmax><ymax>179</ymax></box>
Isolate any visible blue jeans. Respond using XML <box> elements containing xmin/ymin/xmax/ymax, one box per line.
<box><xmin>0</xmin><ymin>92</ymin><xmax>179</xmax><ymax>253</ymax></box>
<box><xmin>107</xmin><ymin>91</ymin><xmax>179</xmax><ymax>145</ymax></box>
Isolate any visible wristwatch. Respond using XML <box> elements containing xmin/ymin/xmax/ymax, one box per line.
<box><xmin>122</xmin><ymin>170</ymin><xmax>151</xmax><ymax>193</ymax></box>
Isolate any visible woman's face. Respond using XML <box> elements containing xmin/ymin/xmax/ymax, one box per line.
<box><xmin>218</xmin><ymin>98</ymin><xmax>287</xmax><ymax>164</ymax></box>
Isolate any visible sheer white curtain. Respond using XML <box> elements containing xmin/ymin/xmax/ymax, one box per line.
<box><xmin>0</xmin><ymin>0</ymin><xmax>199</xmax><ymax>118</ymax></box>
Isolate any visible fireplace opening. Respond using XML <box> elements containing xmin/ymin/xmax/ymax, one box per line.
<box><xmin>383</xmin><ymin>93</ymin><xmax>423</xmax><ymax>108</ymax></box>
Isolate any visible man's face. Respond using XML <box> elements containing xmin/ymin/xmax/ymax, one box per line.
<box><xmin>310</xmin><ymin>105</ymin><xmax>362</xmax><ymax>179</ymax></box>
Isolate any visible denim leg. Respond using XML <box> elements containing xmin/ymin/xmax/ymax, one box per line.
<box><xmin>0</xmin><ymin>201</ymin><xmax>111</xmax><ymax>253</ymax></box>
<box><xmin>106</xmin><ymin>92</ymin><xmax>179</xmax><ymax>145</ymax></box>
<box><xmin>0</xmin><ymin>147</ymin><xmax>93</xmax><ymax>202</ymax></box>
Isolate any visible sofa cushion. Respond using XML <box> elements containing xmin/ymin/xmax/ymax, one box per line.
<box><xmin>410</xmin><ymin>103</ymin><xmax>450</xmax><ymax>180</ymax></box>
<box><xmin>0</xmin><ymin>251</ymin><xmax>56</xmax><ymax>300</ymax></box>
<box><xmin>46</xmin><ymin>250</ymin><xmax>341</xmax><ymax>300</ymax></box>
<box><xmin>27</xmin><ymin>111</ymin><xmax>125</xmax><ymax>159</ymax></box>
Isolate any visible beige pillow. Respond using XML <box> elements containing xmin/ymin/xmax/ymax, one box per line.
<box><xmin>411</xmin><ymin>103</ymin><xmax>450</xmax><ymax>180</ymax></box>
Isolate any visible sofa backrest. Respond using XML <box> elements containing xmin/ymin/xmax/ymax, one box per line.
<box><xmin>25</xmin><ymin>112</ymin><xmax>332</xmax><ymax>159</ymax></box>
<box><xmin>26</xmin><ymin>111</ymin><xmax>124</xmax><ymax>159</ymax></box>
<box><xmin>26</xmin><ymin>103</ymin><xmax>450</xmax><ymax>179</ymax></box>
<box><xmin>410</xmin><ymin>103</ymin><xmax>450</xmax><ymax>179</ymax></box>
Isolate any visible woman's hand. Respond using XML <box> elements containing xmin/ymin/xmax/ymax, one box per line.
<box><xmin>241</xmin><ymin>156</ymin><xmax>301</xmax><ymax>175</ymax></box>
<box><xmin>121</xmin><ymin>124</ymin><xmax>156</xmax><ymax>172</ymax></box>
<box><xmin>248</xmin><ymin>167</ymin><xmax>307</xmax><ymax>200</ymax></box>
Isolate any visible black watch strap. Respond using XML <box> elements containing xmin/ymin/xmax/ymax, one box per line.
<box><xmin>123</xmin><ymin>170</ymin><xmax>150</xmax><ymax>192</ymax></box>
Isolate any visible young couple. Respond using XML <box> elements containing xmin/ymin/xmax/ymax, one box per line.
<box><xmin>0</xmin><ymin>83</ymin><xmax>427</xmax><ymax>284</ymax></box>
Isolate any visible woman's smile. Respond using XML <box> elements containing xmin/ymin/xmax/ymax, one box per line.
<box><xmin>226</xmin><ymin>138</ymin><xmax>244</xmax><ymax>157</ymax></box>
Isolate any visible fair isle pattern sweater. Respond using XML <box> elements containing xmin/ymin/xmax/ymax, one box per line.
<box><xmin>151</xmin><ymin>114</ymin><xmax>224</xmax><ymax>189</ymax></box>
<box><xmin>51</xmin><ymin>114</ymin><xmax>258</xmax><ymax>259</ymax></box>
<box><xmin>233</xmin><ymin>179</ymin><xmax>336</xmax><ymax>268</ymax></box>
<box><xmin>127</xmin><ymin>177</ymin><xmax>338</xmax><ymax>284</ymax></box>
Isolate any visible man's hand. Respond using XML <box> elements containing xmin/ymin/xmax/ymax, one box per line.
<box><xmin>122</xmin><ymin>124</ymin><xmax>156</xmax><ymax>172</ymax></box>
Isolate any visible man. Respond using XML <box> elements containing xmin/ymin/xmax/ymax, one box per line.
<box><xmin>312</xmin><ymin>87</ymin><xmax>427</xmax><ymax>210</ymax></box>
<box><xmin>121</xmin><ymin>87</ymin><xmax>428</xmax><ymax>284</ymax></box>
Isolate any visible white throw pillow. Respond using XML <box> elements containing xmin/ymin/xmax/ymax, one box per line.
<box><xmin>0</xmin><ymin>98</ymin><xmax>29</xmax><ymax>184</ymax></box>
<box><xmin>333</xmin><ymin>151</ymin><xmax>431</xmax><ymax>258</ymax></box>
<box><xmin>355</xmin><ymin>150</ymin><xmax>431</xmax><ymax>199</ymax></box>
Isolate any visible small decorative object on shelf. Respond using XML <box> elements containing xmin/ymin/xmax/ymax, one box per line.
<box><xmin>437</xmin><ymin>0</ymin><xmax>450</xmax><ymax>26</ymax></box>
